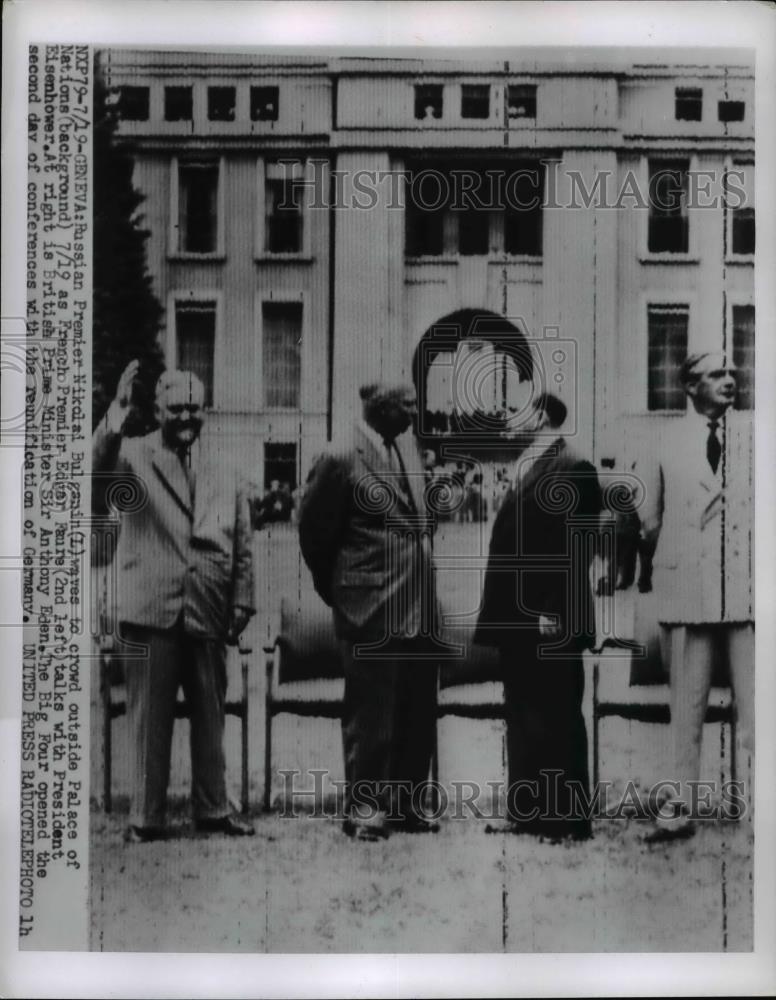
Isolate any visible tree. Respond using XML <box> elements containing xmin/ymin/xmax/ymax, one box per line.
<box><xmin>92</xmin><ymin>52</ymin><xmax>164</xmax><ymax>434</ymax></box>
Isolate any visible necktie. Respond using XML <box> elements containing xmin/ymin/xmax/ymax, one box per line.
<box><xmin>179</xmin><ymin>451</ymin><xmax>196</xmax><ymax>504</ymax></box>
<box><xmin>706</xmin><ymin>419</ymin><xmax>721</xmax><ymax>475</ymax></box>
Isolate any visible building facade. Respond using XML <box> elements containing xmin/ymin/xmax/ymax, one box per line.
<box><xmin>104</xmin><ymin>48</ymin><xmax>754</xmax><ymax>494</ymax></box>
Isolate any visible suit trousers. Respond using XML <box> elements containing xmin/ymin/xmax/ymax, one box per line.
<box><xmin>500</xmin><ymin>643</ymin><xmax>592</xmax><ymax>838</ymax></box>
<box><xmin>340</xmin><ymin>639</ymin><xmax>438</xmax><ymax>820</ymax></box>
<box><xmin>665</xmin><ymin>622</ymin><xmax>754</xmax><ymax>807</ymax></box>
<box><xmin>122</xmin><ymin>619</ymin><xmax>230</xmax><ymax>828</ymax></box>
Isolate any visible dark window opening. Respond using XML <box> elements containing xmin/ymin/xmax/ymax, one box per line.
<box><xmin>263</xmin><ymin>443</ymin><xmax>297</xmax><ymax>493</ymax></box>
<box><xmin>176</xmin><ymin>302</ymin><xmax>216</xmax><ymax>407</ymax></box>
<box><xmin>504</xmin><ymin>166</ymin><xmax>544</xmax><ymax>255</ymax></box>
<box><xmin>732</xmin><ymin>305</ymin><xmax>754</xmax><ymax>410</ymax></box>
<box><xmin>718</xmin><ymin>100</ymin><xmax>745</xmax><ymax>122</ymax></box>
<box><xmin>461</xmin><ymin>84</ymin><xmax>490</xmax><ymax>119</ymax></box>
<box><xmin>178</xmin><ymin>162</ymin><xmax>219</xmax><ymax>254</ymax></box>
<box><xmin>507</xmin><ymin>84</ymin><xmax>536</xmax><ymax>119</ymax></box>
<box><xmin>165</xmin><ymin>85</ymin><xmax>193</xmax><ymax>121</ymax></box>
<box><xmin>414</xmin><ymin>84</ymin><xmax>443</xmax><ymax>120</ymax></box>
<box><xmin>118</xmin><ymin>86</ymin><xmax>149</xmax><ymax>121</ymax></box>
<box><xmin>458</xmin><ymin>209</ymin><xmax>490</xmax><ymax>255</ymax></box>
<box><xmin>265</xmin><ymin>177</ymin><xmax>303</xmax><ymax>253</ymax></box>
<box><xmin>263</xmin><ymin>302</ymin><xmax>302</xmax><ymax>409</ymax></box>
<box><xmin>647</xmin><ymin>306</ymin><xmax>688</xmax><ymax>411</ymax></box>
<box><xmin>207</xmin><ymin>86</ymin><xmax>236</xmax><ymax>122</ymax></box>
<box><xmin>406</xmin><ymin>204</ymin><xmax>445</xmax><ymax>256</ymax></box>
<box><xmin>648</xmin><ymin>158</ymin><xmax>689</xmax><ymax>254</ymax></box>
<box><xmin>732</xmin><ymin>207</ymin><xmax>755</xmax><ymax>255</ymax></box>
<box><xmin>675</xmin><ymin>87</ymin><xmax>702</xmax><ymax>121</ymax></box>
<box><xmin>251</xmin><ymin>85</ymin><xmax>279</xmax><ymax>121</ymax></box>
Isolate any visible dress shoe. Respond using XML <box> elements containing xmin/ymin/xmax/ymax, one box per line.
<box><xmin>195</xmin><ymin>814</ymin><xmax>255</xmax><ymax>836</ymax></box>
<box><xmin>392</xmin><ymin>814</ymin><xmax>440</xmax><ymax>834</ymax></box>
<box><xmin>124</xmin><ymin>825</ymin><xmax>166</xmax><ymax>844</ymax></box>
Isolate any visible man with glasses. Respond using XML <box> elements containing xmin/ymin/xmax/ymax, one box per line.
<box><xmin>638</xmin><ymin>353</ymin><xmax>754</xmax><ymax>842</ymax></box>
<box><xmin>94</xmin><ymin>361</ymin><xmax>255</xmax><ymax>841</ymax></box>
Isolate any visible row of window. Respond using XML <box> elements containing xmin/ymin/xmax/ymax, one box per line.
<box><xmin>173</xmin><ymin>295</ymin><xmax>754</xmax><ymax>418</ymax></box>
<box><xmin>173</xmin><ymin>158</ymin><xmax>755</xmax><ymax>259</ymax></box>
<box><xmin>648</xmin><ymin>303</ymin><xmax>753</xmax><ymax>411</ymax></box>
<box><xmin>118</xmin><ymin>84</ymin><xmax>279</xmax><ymax>122</ymax></box>
<box><xmin>175</xmin><ymin>299</ymin><xmax>301</xmax><ymax>410</ymax></box>
<box><xmin>674</xmin><ymin>87</ymin><xmax>745</xmax><ymax>123</ymax></box>
<box><xmin>117</xmin><ymin>81</ymin><xmax>747</xmax><ymax>126</ymax></box>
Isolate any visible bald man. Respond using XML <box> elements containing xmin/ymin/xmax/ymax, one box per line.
<box><xmin>94</xmin><ymin>361</ymin><xmax>255</xmax><ymax>841</ymax></box>
<box><xmin>299</xmin><ymin>382</ymin><xmax>440</xmax><ymax>841</ymax></box>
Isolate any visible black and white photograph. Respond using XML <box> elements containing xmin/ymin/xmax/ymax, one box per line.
<box><xmin>2</xmin><ymin>1</ymin><xmax>775</xmax><ymax>996</ymax></box>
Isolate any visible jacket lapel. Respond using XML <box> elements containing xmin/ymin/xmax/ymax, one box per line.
<box><xmin>149</xmin><ymin>432</ymin><xmax>194</xmax><ymax>521</ymax></box>
<box><xmin>355</xmin><ymin>426</ymin><xmax>418</xmax><ymax>513</ymax></box>
<box><xmin>517</xmin><ymin>437</ymin><xmax>566</xmax><ymax>504</ymax></box>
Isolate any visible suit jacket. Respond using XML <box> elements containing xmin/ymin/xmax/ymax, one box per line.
<box><xmin>640</xmin><ymin>412</ymin><xmax>753</xmax><ymax>625</ymax></box>
<box><xmin>93</xmin><ymin>424</ymin><xmax>254</xmax><ymax>639</ymax></box>
<box><xmin>298</xmin><ymin>424</ymin><xmax>437</xmax><ymax>641</ymax></box>
<box><xmin>475</xmin><ymin>437</ymin><xmax>602</xmax><ymax>653</ymax></box>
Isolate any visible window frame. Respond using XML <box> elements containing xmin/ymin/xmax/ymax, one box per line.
<box><xmin>255</xmin><ymin>158</ymin><xmax>313</xmax><ymax>261</ymax></box>
<box><xmin>725</xmin><ymin>157</ymin><xmax>755</xmax><ymax>263</ymax></box>
<box><xmin>632</xmin><ymin>291</ymin><xmax>698</xmax><ymax>415</ymax></box>
<box><xmin>674</xmin><ymin>86</ymin><xmax>703</xmax><ymax>122</ymax></box>
<box><xmin>727</xmin><ymin>294</ymin><xmax>755</xmax><ymax>412</ymax></box>
<box><xmin>460</xmin><ymin>83</ymin><xmax>491</xmax><ymax>121</ymax></box>
<box><xmin>169</xmin><ymin>156</ymin><xmax>226</xmax><ymax>259</ymax></box>
<box><xmin>506</xmin><ymin>83</ymin><xmax>537</xmax><ymax>122</ymax></box>
<box><xmin>256</xmin><ymin>291</ymin><xmax>306</xmax><ymax>412</ymax></box>
<box><xmin>166</xmin><ymin>290</ymin><xmax>223</xmax><ymax>409</ymax></box>
<box><xmin>250</xmin><ymin>84</ymin><xmax>280</xmax><ymax>122</ymax></box>
<box><xmin>207</xmin><ymin>85</ymin><xmax>237</xmax><ymax>123</ymax></box>
<box><xmin>640</xmin><ymin>153</ymin><xmax>700</xmax><ymax>263</ymax></box>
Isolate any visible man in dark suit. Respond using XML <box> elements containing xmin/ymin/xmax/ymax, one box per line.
<box><xmin>94</xmin><ymin>360</ymin><xmax>255</xmax><ymax>842</ymax></box>
<box><xmin>475</xmin><ymin>393</ymin><xmax>602</xmax><ymax>841</ymax></box>
<box><xmin>299</xmin><ymin>382</ymin><xmax>439</xmax><ymax>841</ymax></box>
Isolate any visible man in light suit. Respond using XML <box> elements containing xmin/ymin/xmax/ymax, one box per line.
<box><xmin>94</xmin><ymin>360</ymin><xmax>255</xmax><ymax>841</ymax></box>
<box><xmin>640</xmin><ymin>353</ymin><xmax>754</xmax><ymax>842</ymax></box>
<box><xmin>475</xmin><ymin>393</ymin><xmax>602</xmax><ymax>842</ymax></box>
<box><xmin>299</xmin><ymin>382</ymin><xmax>439</xmax><ymax>841</ymax></box>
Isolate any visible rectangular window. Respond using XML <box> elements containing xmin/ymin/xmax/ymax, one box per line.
<box><xmin>118</xmin><ymin>85</ymin><xmax>149</xmax><ymax>121</ymax></box>
<box><xmin>164</xmin><ymin>85</ymin><xmax>193</xmax><ymax>121</ymax></box>
<box><xmin>458</xmin><ymin>209</ymin><xmax>490</xmax><ymax>255</ymax></box>
<box><xmin>178</xmin><ymin>161</ymin><xmax>219</xmax><ymax>254</ymax></box>
<box><xmin>264</xmin><ymin>442</ymin><xmax>297</xmax><ymax>492</ymax></box>
<box><xmin>251</xmin><ymin>85</ymin><xmax>279</xmax><ymax>121</ymax></box>
<box><xmin>461</xmin><ymin>84</ymin><xmax>490</xmax><ymax>119</ymax></box>
<box><xmin>732</xmin><ymin>305</ymin><xmax>754</xmax><ymax>410</ymax></box>
<box><xmin>675</xmin><ymin>87</ymin><xmax>702</xmax><ymax>121</ymax></box>
<box><xmin>405</xmin><ymin>203</ymin><xmax>445</xmax><ymax>256</ymax></box>
<box><xmin>263</xmin><ymin>302</ymin><xmax>302</xmax><ymax>409</ymax></box>
<box><xmin>647</xmin><ymin>305</ymin><xmax>689</xmax><ymax>411</ymax></box>
<box><xmin>207</xmin><ymin>86</ymin><xmax>236</xmax><ymax>121</ymax></box>
<box><xmin>732</xmin><ymin>206</ymin><xmax>755</xmax><ymax>255</ymax></box>
<box><xmin>265</xmin><ymin>171</ymin><xmax>303</xmax><ymax>253</ymax></box>
<box><xmin>718</xmin><ymin>100</ymin><xmax>745</xmax><ymax>122</ymax></box>
<box><xmin>175</xmin><ymin>302</ymin><xmax>216</xmax><ymax>408</ymax></box>
<box><xmin>507</xmin><ymin>84</ymin><xmax>536</xmax><ymax>119</ymax></box>
<box><xmin>414</xmin><ymin>84</ymin><xmax>443</xmax><ymax>120</ymax></box>
<box><xmin>648</xmin><ymin>158</ymin><xmax>689</xmax><ymax>254</ymax></box>
<box><xmin>504</xmin><ymin>164</ymin><xmax>543</xmax><ymax>255</ymax></box>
